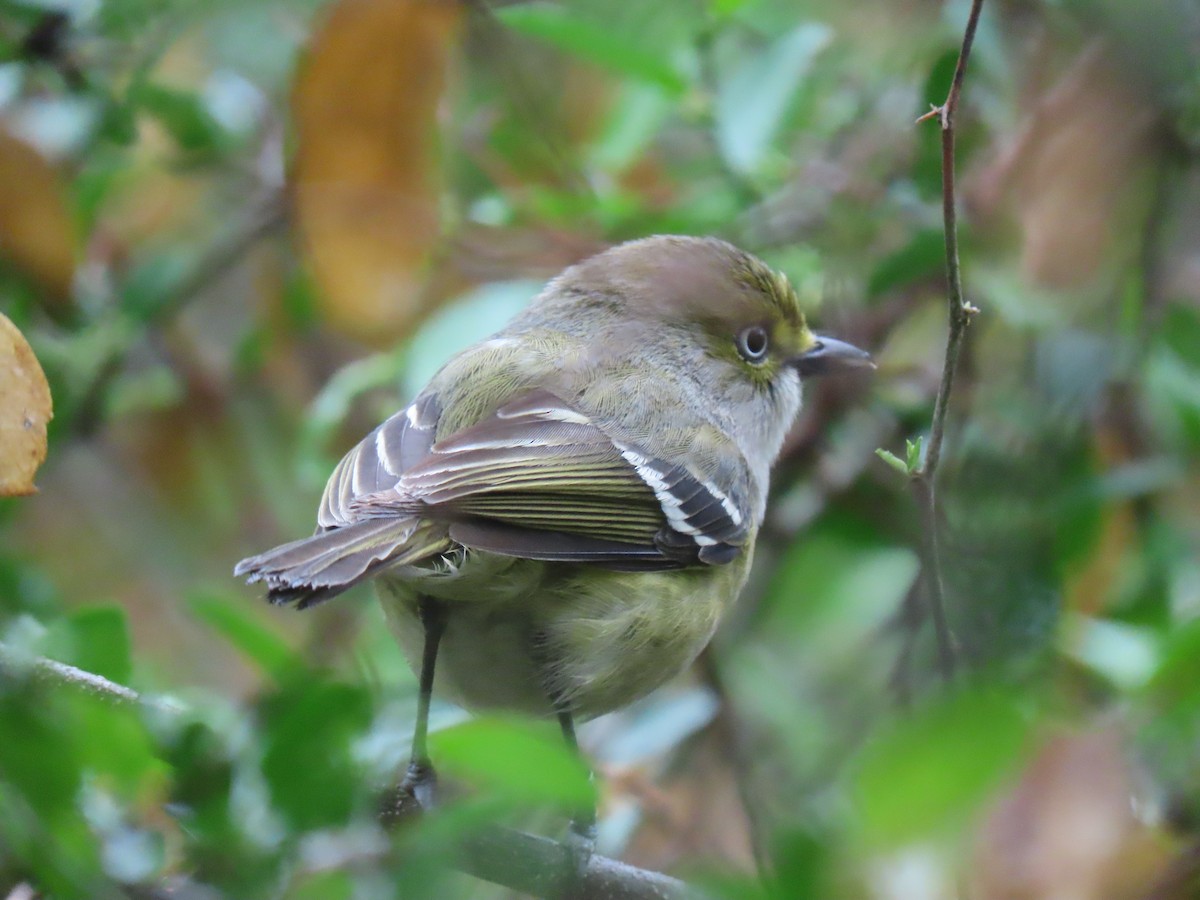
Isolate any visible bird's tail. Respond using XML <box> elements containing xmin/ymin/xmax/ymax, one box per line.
<box><xmin>234</xmin><ymin>518</ymin><xmax>452</xmax><ymax>609</ymax></box>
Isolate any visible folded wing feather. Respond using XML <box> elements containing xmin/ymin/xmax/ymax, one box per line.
<box><xmin>236</xmin><ymin>388</ymin><xmax>748</xmax><ymax>608</ymax></box>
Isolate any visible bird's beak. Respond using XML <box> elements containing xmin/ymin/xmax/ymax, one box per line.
<box><xmin>790</xmin><ymin>335</ymin><xmax>875</xmax><ymax>376</ymax></box>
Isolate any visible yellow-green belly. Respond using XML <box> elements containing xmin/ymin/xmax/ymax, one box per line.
<box><xmin>378</xmin><ymin>548</ymin><xmax>749</xmax><ymax>720</ymax></box>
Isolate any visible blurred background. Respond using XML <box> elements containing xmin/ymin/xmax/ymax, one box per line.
<box><xmin>1</xmin><ymin>0</ymin><xmax>1199</xmax><ymax>897</ymax></box>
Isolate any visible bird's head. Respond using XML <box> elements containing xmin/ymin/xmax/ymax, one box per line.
<box><xmin>534</xmin><ymin>235</ymin><xmax>874</xmax><ymax>477</ymax></box>
<box><xmin>555</xmin><ymin>235</ymin><xmax>871</xmax><ymax>383</ymax></box>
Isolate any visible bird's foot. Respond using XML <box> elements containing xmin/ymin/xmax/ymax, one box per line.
<box><xmin>380</xmin><ymin>760</ymin><xmax>438</xmax><ymax>828</ymax></box>
<box><xmin>401</xmin><ymin>760</ymin><xmax>439</xmax><ymax>809</ymax></box>
<box><xmin>559</xmin><ymin>815</ymin><xmax>596</xmax><ymax>895</ymax></box>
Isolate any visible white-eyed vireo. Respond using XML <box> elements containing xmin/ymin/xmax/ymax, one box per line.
<box><xmin>235</xmin><ymin>235</ymin><xmax>872</xmax><ymax>839</ymax></box>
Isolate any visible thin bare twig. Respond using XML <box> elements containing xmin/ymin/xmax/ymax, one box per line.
<box><xmin>0</xmin><ymin>641</ymin><xmax>182</xmax><ymax>713</ymax></box>
<box><xmin>907</xmin><ymin>0</ymin><xmax>986</xmax><ymax>684</ymax></box>
<box><xmin>919</xmin><ymin>0</ymin><xmax>985</xmax><ymax>479</ymax></box>
<box><xmin>911</xmin><ymin>475</ymin><xmax>956</xmax><ymax>682</ymax></box>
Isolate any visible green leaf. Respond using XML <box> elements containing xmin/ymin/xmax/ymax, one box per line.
<box><xmin>760</xmin><ymin>521</ymin><xmax>918</xmax><ymax>654</ymax></box>
<box><xmin>287</xmin><ymin>871</ymin><xmax>355</xmax><ymax>900</ymax></box>
<box><xmin>281</xmin><ymin>267</ymin><xmax>320</xmax><ymax>332</ymax></box>
<box><xmin>1062</xmin><ymin>613</ymin><xmax>1157</xmax><ymax>690</ymax></box>
<box><xmin>104</xmin><ymin>364</ymin><xmax>185</xmax><ymax>419</ymax></box>
<box><xmin>187</xmin><ymin>590</ymin><xmax>301</xmax><ymax>679</ymax></box>
<box><xmin>1160</xmin><ymin>305</ymin><xmax>1200</xmax><ymax>364</ymax></box>
<box><xmin>41</xmin><ymin>605</ymin><xmax>132</xmax><ymax>685</ymax></box>
<box><xmin>121</xmin><ymin>250</ymin><xmax>192</xmax><ymax>321</ymax></box>
<box><xmin>97</xmin><ymin>100</ymin><xmax>138</xmax><ymax>146</ymax></box>
<box><xmin>906</xmin><ymin>437</ymin><xmax>923</xmax><ymax>473</ymax></box>
<box><xmin>709</xmin><ymin>0</ymin><xmax>755</xmax><ymax>18</ymax></box>
<box><xmin>769</xmin><ymin>826</ymin><xmax>830</xmax><ymax>898</ymax></box>
<box><xmin>1145</xmin><ymin>615</ymin><xmax>1200</xmax><ymax>714</ymax></box>
<box><xmin>716</xmin><ymin>23</ymin><xmax>831</xmax><ymax>173</ymax></box>
<box><xmin>402</xmin><ymin>280</ymin><xmax>541</xmax><ymax>398</ymax></box>
<box><xmin>164</xmin><ymin>721</ymin><xmax>235</xmax><ymax>836</ymax></box>
<box><xmin>0</xmin><ymin>778</ymin><xmax>103</xmax><ymax>897</ymax></box>
<box><xmin>852</xmin><ymin>688</ymin><xmax>1031</xmax><ymax>847</ymax></box>
<box><xmin>497</xmin><ymin>3</ymin><xmax>686</xmax><ymax>93</ymax></box>
<box><xmin>589</xmin><ymin>83</ymin><xmax>674</xmax><ymax>174</ymax></box>
<box><xmin>260</xmin><ymin>680</ymin><xmax>373</xmax><ymax>831</ymax></box>
<box><xmin>69</xmin><ymin>693</ymin><xmax>161</xmax><ymax>796</ymax></box>
<box><xmin>690</xmin><ymin>870</ymin><xmax>769</xmax><ymax>900</ymax></box>
<box><xmin>430</xmin><ymin>716</ymin><xmax>594</xmax><ymax>809</ymax></box>
<box><xmin>128</xmin><ymin>81</ymin><xmax>226</xmax><ymax>154</ymax></box>
<box><xmin>868</xmin><ymin>230</ymin><xmax>945</xmax><ymax>298</ymax></box>
<box><xmin>0</xmin><ymin>691</ymin><xmax>81</xmax><ymax>817</ymax></box>
<box><xmin>875</xmin><ymin>448</ymin><xmax>908</xmax><ymax>477</ymax></box>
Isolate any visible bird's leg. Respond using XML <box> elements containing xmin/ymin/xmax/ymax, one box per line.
<box><xmin>556</xmin><ymin>704</ymin><xmax>597</xmax><ymax>881</ymax></box>
<box><xmin>533</xmin><ymin>635</ymin><xmax>597</xmax><ymax>885</ymax></box>
<box><xmin>391</xmin><ymin>596</ymin><xmax>447</xmax><ymax>817</ymax></box>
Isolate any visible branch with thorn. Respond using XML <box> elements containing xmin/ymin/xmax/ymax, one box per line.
<box><xmin>877</xmin><ymin>0</ymin><xmax>986</xmax><ymax>685</ymax></box>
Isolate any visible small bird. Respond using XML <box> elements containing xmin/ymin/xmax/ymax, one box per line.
<box><xmin>235</xmin><ymin>235</ymin><xmax>872</xmax><ymax>844</ymax></box>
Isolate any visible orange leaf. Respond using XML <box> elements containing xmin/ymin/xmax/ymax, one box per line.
<box><xmin>292</xmin><ymin>0</ymin><xmax>462</xmax><ymax>345</ymax></box>
<box><xmin>0</xmin><ymin>313</ymin><xmax>53</xmax><ymax>496</ymax></box>
<box><xmin>0</xmin><ymin>132</ymin><xmax>77</xmax><ymax>304</ymax></box>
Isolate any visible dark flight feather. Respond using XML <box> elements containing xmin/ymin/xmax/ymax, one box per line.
<box><xmin>234</xmin><ymin>518</ymin><xmax>451</xmax><ymax>608</ymax></box>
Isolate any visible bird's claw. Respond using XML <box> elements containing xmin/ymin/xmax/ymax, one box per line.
<box><xmin>380</xmin><ymin>760</ymin><xmax>438</xmax><ymax>828</ymax></box>
<box><xmin>401</xmin><ymin>760</ymin><xmax>438</xmax><ymax>810</ymax></box>
<box><xmin>560</xmin><ymin>815</ymin><xmax>596</xmax><ymax>894</ymax></box>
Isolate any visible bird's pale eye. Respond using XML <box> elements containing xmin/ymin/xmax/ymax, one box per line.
<box><xmin>736</xmin><ymin>325</ymin><xmax>770</xmax><ymax>364</ymax></box>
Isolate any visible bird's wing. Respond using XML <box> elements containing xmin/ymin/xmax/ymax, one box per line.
<box><xmin>319</xmin><ymin>392</ymin><xmax>442</xmax><ymax>528</ymax></box>
<box><xmin>235</xmin><ymin>392</ymin><xmax>450</xmax><ymax>609</ymax></box>
<box><xmin>350</xmin><ymin>389</ymin><xmax>749</xmax><ymax>567</ymax></box>
<box><xmin>235</xmin><ymin>388</ymin><xmax>747</xmax><ymax>607</ymax></box>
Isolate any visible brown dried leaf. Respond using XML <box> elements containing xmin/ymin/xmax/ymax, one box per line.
<box><xmin>0</xmin><ymin>132</ymin><xmax>77</xmax><ymax>304</ymax></box>
<box><xmin>0</xmin><ymin>313</ymin><xmax>53</xmax><ymax>496</ymax></box>
<box><xmin>972</xmin><ymin>729</ymin><xmax>1172</xmax><ymax>900</ymax></box>
<box><xmin>292</xmin><ymin>0</ymin><xmax>462</xmax><ymax>346</ymax></box>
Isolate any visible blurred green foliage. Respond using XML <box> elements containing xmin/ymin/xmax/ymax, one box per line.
<box><xmin>1</xmin><ymin>0</ymin><xmax>1198</xmax><ymax>897</ymax></box>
